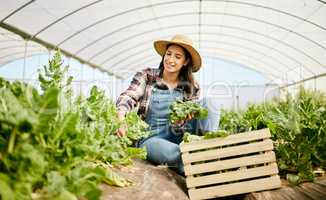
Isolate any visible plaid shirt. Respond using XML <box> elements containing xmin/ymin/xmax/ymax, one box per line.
<box><xmin>116</xmin><ymin>68</ymin><xmax>200</xmax><ymax>119</ymax></box>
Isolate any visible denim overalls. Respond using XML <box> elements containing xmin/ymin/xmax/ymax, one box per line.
<box><xmin>138</xmin><ymin>86</ymin><xmax>220</xmax><ymax>174</ymax></box>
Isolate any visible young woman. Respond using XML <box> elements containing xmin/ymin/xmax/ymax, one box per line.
<box><xmin>116</xmin><ymin>34</ymin><xmax>219</xmax><ymax>174</ymax></box>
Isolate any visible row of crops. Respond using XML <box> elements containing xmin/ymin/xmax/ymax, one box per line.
<box><xmin>0</xmin><ymin>53</ymin><xmax>151</xmax><ymax>200</ymax></box>
<box><xmin>219</xmin><ymin>88</ymin><xmax>326</xmax><ymax>185</ymax></box>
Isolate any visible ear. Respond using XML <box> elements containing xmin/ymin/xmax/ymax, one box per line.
<box><xmin>184</xmin><ymin>58</ymin><xmax>190</xmax><ymax>66</ymax></box>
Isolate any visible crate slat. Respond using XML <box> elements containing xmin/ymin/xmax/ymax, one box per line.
<box><xmin>188</xmin><ymin>175</ymin><xmax>281</xmax><ymax>200</ymax></box>
<box><xmin>180</xmin><ymin>128</ymin><xmax>270</xmax><ymax>153</ymax></box>
<box><xmin>184</xmin><ymin>151</ymin><xmax>276</xmax><ymax>176</ymax></box>
<box><xmin>186</xmin><ymin>163</ymin><xmax>278</xmax><ymax>187</ymax></box>
<box><xmin>182</xmin><ymin>139</ymin><xmax>273</xmax><ymax>164</ymax></box>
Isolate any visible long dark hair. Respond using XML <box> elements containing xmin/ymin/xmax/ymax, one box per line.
<box><xmin>158</xmin><ymin>44</ymin><xmax>196</xmax><ymax>94</ymax></box>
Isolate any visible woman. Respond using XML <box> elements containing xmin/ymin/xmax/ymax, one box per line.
<box><xmin>116</xmin><ymin>34</ymin><xmax>219</xmax><ymax>174</ymax></box>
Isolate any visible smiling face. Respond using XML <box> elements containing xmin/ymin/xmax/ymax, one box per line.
<box><xmin>163</xmin><ymin>44</ymin><xmax>190</xmax><ymax>74</ymax></box>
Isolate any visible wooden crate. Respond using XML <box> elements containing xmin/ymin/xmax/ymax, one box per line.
<box><xmin>180</xmin><ymin>128</ymin><xmax>281</xmax><ymax>200</ymax></box>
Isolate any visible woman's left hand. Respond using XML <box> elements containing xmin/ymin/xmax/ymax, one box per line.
<box><xmin>174</xmin><ymin>113</ymin><xmax>194</xmax><ymax>126</ymax></box>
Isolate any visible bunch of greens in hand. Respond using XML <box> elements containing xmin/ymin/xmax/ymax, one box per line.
<box><xmin>169</xmin><ymin>100</ymin><xmax>208</xmax><ymax>124</ymax></box>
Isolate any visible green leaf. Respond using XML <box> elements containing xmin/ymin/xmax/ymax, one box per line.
<box><xmin>127</xmin><ymin>147</ymin><xmax>147</xmax><ymax>160</ymax></box>
<box><xmin>286</xmin><ymin>174</ymin><xmax>300</xmax><ymax>185</ymax></box>
<box><xmin>203</xmin><ymin>130</ymin><xmax>229</xmax><ymax>139</ymax></box>
<box><xmin>0</xmin><ymin>88</ymin><xmax>37</xmax><ymax>132</ymax></box>
<box><xmin>46</xmin><ymin>171</ymin><xmax>66</xmax><ymax>196</ymax></box>
<box><xmin>103</xmin><ymin>169</ymin><xmax>132</xmax><ymax>187</ymax></box>
<box><xmin>125</xmin><ymin>111</ymin><xmax>150</xmax><ymax>142</ymax></box>
<box><xmin>182</xmin><ymin>132</ymin><xmax>202</xmax><ymax>143</ymax></box>
<box><xmin>0</xmin><ymin>173</ymin><xmax>14</xmax><ymax>200</ymax></box>
<box><xmin>35</xmin><ymin>87</ymin><xmax>59</xmax><ymax>134</ymax></box>
<box><xmin>52</xmin><ymin>189</ymin><xmax>77</xmax><ymax>200</ymax></box>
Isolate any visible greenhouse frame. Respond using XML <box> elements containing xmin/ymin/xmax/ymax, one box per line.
<box><xmin>0</xmin><ymin>1</ymin><xmax>325</xmax><ymax>200</ymax></box>
<box><xmin>1</xmin><ymin>0</ymin><xmax>325</xmax><ymax>89</ymax></box>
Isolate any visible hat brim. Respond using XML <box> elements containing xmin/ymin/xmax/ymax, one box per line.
<box><xmin>154</xmin><ymin>40</ymin><xmax>202</xmax><ymax>72</ymax></box>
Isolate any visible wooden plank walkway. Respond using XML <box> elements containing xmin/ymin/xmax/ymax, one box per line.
<box><xmin>199</xmin><ymin>176</ymin><xmax>326</xmax><ymax>200</ymax></box>
<box><xmin>244</xmin><ymin>176</ymin><xmax>326</xmax><ymax>200</ymax></box>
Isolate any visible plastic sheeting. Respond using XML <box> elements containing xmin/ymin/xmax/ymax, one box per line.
<box><xmin>0</xmin><ymin>0</ymin><xmax>325</xmax><ymax>86</ymax></box>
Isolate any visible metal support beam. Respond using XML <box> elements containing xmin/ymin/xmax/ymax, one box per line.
<box><xmin>279</xmin><ymin>73</ymin><xmax>326</xmax><ymax>89</ymax></box>
<box><xmin>0</xmin><ymin>22</ymin><xmax>123</xmax><ymax>79</ymax></box>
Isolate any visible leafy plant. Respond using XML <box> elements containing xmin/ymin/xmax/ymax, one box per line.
<box><xmin>203</xmin><ymin>130</ymin><xmax>228</xmax><ymax>139</ymax></box>
<box><xmin>182</xmin><ymin>132</ymin><xmax>202</xmax><ymax>143</ymax></box>
<box><xmin>0</xmin><ymin>52</ymin><xmax>149</xmax><ymax>200</ymax></box>
<box><xmin>219</xmin><ymin>109</ymin><xmax>249</xmax><ymax>134</ymax></box>
<box><xmin>182</xmin><ymin>130</ymin><xmax>228</xmax><ymax>143</ymax></box>
<box><xmin>169</xmin><ymin>100</ymin><xmax>208</xmax><ymax>124</ymax></box>
<box><xmin>219</xmin><ymin>87</ymin><xmax>326</xmax><ymax>185</ymax></box>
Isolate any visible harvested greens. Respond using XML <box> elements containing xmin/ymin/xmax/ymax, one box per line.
<box><xmin>169</xmin><ymin>100</ymin><xmax>208</xmax><ymax>124</ymax></box>
<box><xmin>182</xmin><ymin>130</ymin><xmax>229</xmax><ymax>143</ymax></box>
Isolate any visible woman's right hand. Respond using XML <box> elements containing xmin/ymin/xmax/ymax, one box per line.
<box><xmin>116</xmin><ymin>111</ymin><xmax>127</xmax><ymax>137</ymax></box>
<box><xmin>116</xmin><ymin>126</ymin><xmax>127</xmax><ymax>137</ymax></box>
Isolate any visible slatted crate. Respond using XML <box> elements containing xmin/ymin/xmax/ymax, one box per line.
<box><xmin>180</xmin><ymin>128</ymin><xmax>281</xmax><ymax>200</ymax></box>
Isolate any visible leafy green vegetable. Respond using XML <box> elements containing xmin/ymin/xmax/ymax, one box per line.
<box><xmin>38</xmin><ymin>51</ymin><xmax>73</xmax><ymax>92</ymax></box>
<box><xmin>0</xmin><ymin>52</ymin><xmax>149</xmax><ymax>200</ymax></box>
<box><xmin>286</xmin><ymin>174</ymin><xmax>300</xmax><ymax>185</ymax></box>
<box><xmin>220</xmin><ymin>86</ymin><xmax>326</xmax><ymax>185</ymax></box>
<box><xmin>182</xmin><ymin>130</ymin><xmax>229</xmax><ymax>143</ymax></box>
<box><xmin>125</xmin><ymin>111</ymin><xmax>150</xmax><ymax>142</ymax></box>
<box><xmin>182</xmin><ymin>132</ymin><xmax>202</xmax><ymax>143</ymax></box>
<box><xmin>0</xmin><ymin>173</ymin><xmax>14</xmax><ymax>200</ymax></box>
<box><xmin>203</xmin><ymin>130</ymin><xmax>228</xmax><ymax>139</ymax></box>
<box><xmin>169</xmin><ymin>100</ymin><xmax>208</xmax><ymax>124</ymax></box>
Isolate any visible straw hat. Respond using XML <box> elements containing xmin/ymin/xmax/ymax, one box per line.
<box><xmin>154</xmin><ymin>34</ymin><xmax>202</xmax><ymax>72</ymax></box>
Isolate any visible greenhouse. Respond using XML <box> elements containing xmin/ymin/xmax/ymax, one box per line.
<box><xmin>0</xmin><ymin>0</ymin><xmax>325</xmax><ymax>200</ymax></box>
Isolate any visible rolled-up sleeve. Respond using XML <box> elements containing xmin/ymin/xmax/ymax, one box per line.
<box><xmin>187</xmin><ymin>81</ymin><xmax>201</xmax><ymax>103</ymax></box>
<box><xmin>193</xmin><ymin>83</ymin><xmax>201</xmax><ymax>102</ymax></box>
<box><xmin>116</xmin><ymin>69</ymin><xmax>148</xmax><ymax>114</ymax></box>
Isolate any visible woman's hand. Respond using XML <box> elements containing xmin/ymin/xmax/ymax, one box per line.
<box><xmin>174</xmin><ymin>113</ymin><xmax>194</xmax><ymax>126</ymax></box>
<box><xmin>116</xmin><ymin>111</ymin><xmax>127</xmax><ymax>137</ymax></box>
<box><xmin>117</xmin><ymin>125</ymin><xmax>127</xmax><ymax>137</ymax></box>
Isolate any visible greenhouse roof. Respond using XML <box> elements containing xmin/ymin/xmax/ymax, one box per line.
<box><xmin>0</xmin><ymin>0</ymin><xmax>325</xmax><ymax>84</ymax></box>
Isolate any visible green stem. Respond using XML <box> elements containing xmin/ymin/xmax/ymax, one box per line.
<box><xmin>0</xmin><ymin>119</ymin><xmax>15</xmax><ymax>127</ymax></box>
<box><xmin>40</xmin><ymin>133</ymin><xmax>47</xmax><ymax>147</ymax></box>
<box><xmin>8</xmin><ymin>127</ymin><xmax>17</xmax><ymax>154</ymax></box>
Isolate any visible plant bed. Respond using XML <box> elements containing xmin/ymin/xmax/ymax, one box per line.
<box><xmin>100</xmin><ymin>159</ymin><xmax>189</xmax><ymax>200</ymax></box>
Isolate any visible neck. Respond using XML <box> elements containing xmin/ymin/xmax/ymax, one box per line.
<box><xmin>162</xmin><ymin>70</ymin><xmax>179</xmax><ymax>88</ymax></box>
